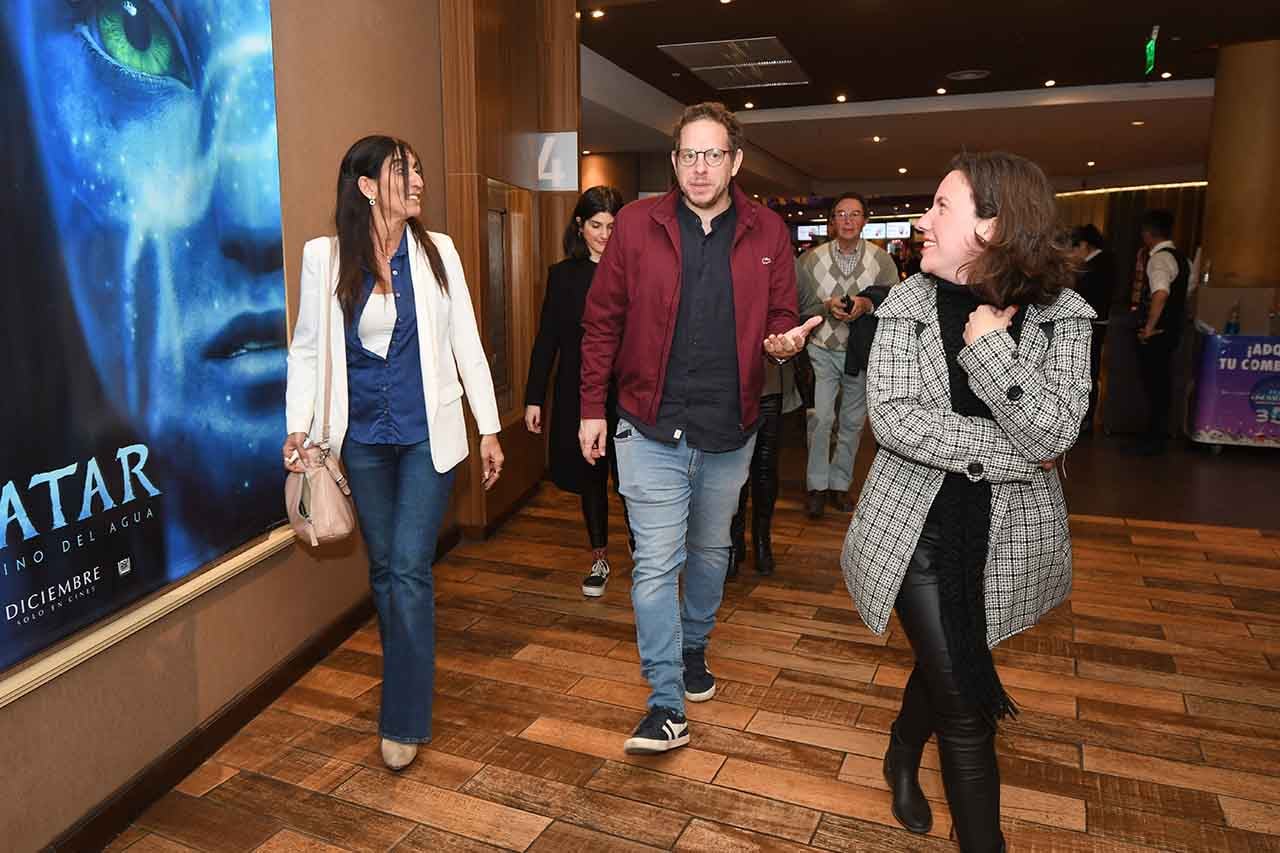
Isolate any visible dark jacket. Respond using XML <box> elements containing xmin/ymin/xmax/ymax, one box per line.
<box><xmin>1075</xmin><ymin>249</ymin><xmax>1116</xmax><ymax>321</ymax></box>
<box><xmin>843</xmin><ymin>284</ymin><xmax>894</xmax><ymax>377</ymax></box>
<box><xmin>581</xmin><ymin>185</ymin><xmax>799</xmax><ymax>430</ymax></box>
<box><xmin>525</xmin><ymin>257</ymin><xmax>614</xmax><ymax>493</ymax></box>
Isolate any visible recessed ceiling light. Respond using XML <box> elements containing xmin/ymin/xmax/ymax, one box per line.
<box><xmin>936</xmin><ymin>87</ymin><xmax>947</xmax><ymax>95</ymax></box>
<box><xmin>1087</xmin><ymin>160</ymin><xmax>1096</xmax><ymax>166</ymax></box>
<box><xmin>744</xmin><ymin>101</ymin><xmax>754</xmax><ymax>109</ymax></box>
<box><xmin>590</xmin><ymin>9</ymin><xmax>604</xmax><ymax>18</ymax></box>
<box><xmin>721</xmin><ymin>0</ymin><xmax>732</xmax><ymax>4</ymax></box>
<box><xmin>1044</xmin><ymin>79</ymin><xmax>1056</xmax><ymax>87</ymax></box>
<box><xmin>872</xmin><ymin>135</ymin><xmax>882</xmax><ymax>143</ymax></box>
<box><xmin>905</xmin><ymin>203</ymin><xmax>911</xmax><ymax>209</ymax></box>
<box><xmin>898</xmin><ymin>167</ymin><xmax>908</xmax><ymax>174</ymax></box>
<box><xmin>753</xmin><ymin>193</ymin><xmax>759</xmax><ymax>198</ymax></box>
<box><xmin>1161</xmin><ymin>71</ymin><xmax>1172</xmax><ymax>79</ymax></box>
<box><xmin>1131</xmin><ymin>120</ymin><xmax>1146</xmax><ymax>126</ymax></box>
<box><xmin>836</xmin><ymin>94</ymin><xmax>847</xmax><ymax>103</ymax></box>
<box><xmin>582</xmin><ymin>150</ymin><xmax>591</xmax><ymax>155</ymax></box>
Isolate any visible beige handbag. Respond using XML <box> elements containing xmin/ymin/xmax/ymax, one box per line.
<box><xmin>285</xmin><ymin>260</ymin><xmax>356</xmax><ymax>546</ymax></box>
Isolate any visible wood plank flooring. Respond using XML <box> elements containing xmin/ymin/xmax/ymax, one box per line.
<box><xmin>111</xmin><ymin>486</ymin><xmax>1280</xmax><ymax>852</ymax></box>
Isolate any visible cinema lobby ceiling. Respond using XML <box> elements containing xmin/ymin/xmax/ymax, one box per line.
<box><xmin>577</xmin><ymin>0</ymin><xmax>1280</xmax><ymax>196</ymax></box>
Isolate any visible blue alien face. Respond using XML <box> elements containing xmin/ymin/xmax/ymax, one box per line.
<box><xmin>6</xmin><ymin>0</ymin><xmax>286</xmax><ymax>565</ymax></box>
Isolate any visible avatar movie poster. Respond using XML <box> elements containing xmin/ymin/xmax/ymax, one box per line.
<box><xmin>0</xmin><ymin>0</ymin><xmax>288</xmax><ymax>672</ymax></box>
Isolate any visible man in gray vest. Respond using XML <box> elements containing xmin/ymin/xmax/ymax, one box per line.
<box><xmin>797</xmin><ymin>192</ymin><xmax>900</xmax><ymax>517</ymax></box>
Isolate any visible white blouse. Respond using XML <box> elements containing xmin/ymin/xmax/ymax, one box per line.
<box><xmin>357</xmin><ymin>292</ymin><xmax>397</xmax><ymax>358</ymax></box>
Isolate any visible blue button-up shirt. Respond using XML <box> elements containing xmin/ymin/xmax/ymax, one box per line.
<box><xmin>345</xmin><ymin>232</ymin><xmax>429</xmax><ymax>445</ymax></box>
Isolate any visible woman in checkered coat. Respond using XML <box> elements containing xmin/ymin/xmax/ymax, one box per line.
<box><xmin>841</xmin><ymin>152</ymin><xmax>1094</xmax><ymax>852</ymax></box>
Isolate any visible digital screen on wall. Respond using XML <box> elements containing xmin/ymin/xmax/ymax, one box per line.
<box><xmin>0</xmin><ymin>1</ymin><xmax>288</xmax><ymax>672</ymax></box>
<box><xmin>886</xmin><ymin>221</ymin><xmax>913</xmax><ymax>238</ymax></box>
<box><xmin>796</xmin><ymin>224</ymin><xmax>827</xmax><ymax>241</ymax></box>
<box><xmin>861</xmin><ymin>222</ymin><xmax>887</xmax><ymax>239</ymax></box>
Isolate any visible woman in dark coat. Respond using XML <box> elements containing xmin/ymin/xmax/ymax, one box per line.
<box><xmin>524</xmin><ymin>186</ymin><xmax>632</xmax><ymax>597</ymax></box>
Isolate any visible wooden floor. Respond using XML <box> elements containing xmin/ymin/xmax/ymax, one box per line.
<box><xmin>109</xmin><ymin>486</ymin><xmax>1280</xmax><ymax>853</ymax></box>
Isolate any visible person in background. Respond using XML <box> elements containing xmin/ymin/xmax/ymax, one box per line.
<box><xmin>842</xmin><ymin>152</ymin><xmax>1092</xmax><ymax>852</ymax></box>
<box><xmin>524</xmin><ymin>185</ymin><xmax>634</xmax><ymax>597</ymax></box>
<box><xmin>284</xmin><ymin>136</ymin><xmax>504</xmax><ymax>772</ymax></box>
<box><xmin>579</xmin><ymin>102</ymin><xmax>819</xmax><ymax>755</ymax></box>
<box><xmin>1069</xmin><ymin>224</ymin><xmax>1116</xmax><ymax>435</ymax></box>
<box><xmin>728</xmin><ymin>358</ymin><xmax>802</xmax><ymax>578</ymax></box>
<box><xmin>1133</xmin><ymin>209</ymin><xmax>1190</xmax><ymax>455</ymax></box>
<box><xmin>796</xmin><ymin>192</ymin><xmax>899</xmax><ymax>519</ymax></box>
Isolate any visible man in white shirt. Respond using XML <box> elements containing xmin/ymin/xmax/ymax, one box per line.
<box><xmin>1133</xmin><ymin>209</ymin><xmax>1189</xmax><ymax>455</ymax></box>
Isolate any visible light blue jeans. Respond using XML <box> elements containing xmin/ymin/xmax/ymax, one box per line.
<box><xmin>805</xmin><ymin>342</ymin><xmax>868</xmax><ymax>492</ymax></box>
<box><xmin>613</xmin><ymin>419</ymin><xmax>756</xmax><ymax>714</ymax></box>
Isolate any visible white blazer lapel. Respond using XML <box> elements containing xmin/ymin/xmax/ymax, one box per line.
<box><xmin>407</xmin><ymin>232</ymin><xmax>441</xmax><ymax>405</ymax></box>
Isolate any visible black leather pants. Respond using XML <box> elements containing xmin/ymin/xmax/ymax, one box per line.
<box><xmin>894</xmin><ymin>519</ymin><xmax>1004</xmax><ymax>853</ymax></box>
<box><xmin>731</xmin><ymin>394</ymin><xmax>782</xmax><ymax>545</ymax></box>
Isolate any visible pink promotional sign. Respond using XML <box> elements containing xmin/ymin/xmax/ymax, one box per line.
<box><xmin>1190</xmin><ymin>336</ymin><xmax>1280</xmax><ymax>448</ymax></box>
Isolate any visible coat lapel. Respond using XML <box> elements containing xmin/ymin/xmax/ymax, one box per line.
<box><xmin>407</xmin><ymin>231</ymin><xmax>441</xmax><ymax>400</ymax></box>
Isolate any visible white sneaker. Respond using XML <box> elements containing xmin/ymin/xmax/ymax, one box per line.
<box><xmin>381</xmin><ymin>738</ymin><xmax>418</xmax><ymax>771</ymax></box>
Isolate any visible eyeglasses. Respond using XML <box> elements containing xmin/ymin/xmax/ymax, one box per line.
<box><xmin>675</xmin><ymin>147</ymin><xmax>731</xmax><ymax>168</ymax></box>
<box><xmin>833</xmin><ymin>210</ymin><xmax>866</xmax><ymax>221</ymax></box>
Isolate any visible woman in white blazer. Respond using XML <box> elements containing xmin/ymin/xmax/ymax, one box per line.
<box><xmin>283</xmin><ymin>135</ymin><xmax>503</xmax><ymax>772</ymax></box>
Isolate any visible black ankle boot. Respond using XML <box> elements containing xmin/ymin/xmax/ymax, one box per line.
<box><xmin>752</xmin><ymin>526</ymin><xmax>775</xmax><ymax>576</ymax></box>
<box><xmin>883</xmin><ymin>723</ymin><xmax>932</xmax><ymax>834</ymax></box>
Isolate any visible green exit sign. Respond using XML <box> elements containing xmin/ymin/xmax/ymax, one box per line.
<box><xmin>1146</xmin><ymin>25</ymin><xmax>1160</xmax><ymax>76</ymax></box>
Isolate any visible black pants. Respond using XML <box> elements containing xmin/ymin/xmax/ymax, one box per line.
<box><xmin>733</xmin><ymin>394</ymin><xmax>783</xmax><ymax>540</ymax></box>
<box><xmin>894</xmin><ymin>520</ymin><xmax>1004</xmax><ymax>853</ymax></box>
<box><xmin>581</xmin><ymin>454</ymin><xmax>631</xmax><ymax>550</ymax></box>
<box><xmin>1083</xmin><ymin>321</ymin><xmax>1106</xmax><ymax>429</ymax></box>
<box><xmin>1136</xmin><ymin>333</ymin><xmax>1177</xmax><ymax>441</ymax></box>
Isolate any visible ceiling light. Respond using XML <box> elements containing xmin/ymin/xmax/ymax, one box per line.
<box><xmin>836</xmin><ymin>94</ymin><xmax>847</xmax><ymax>103</ymax></box>
<box><xmin>753</xmin><ymin>193</ymin><xmax>759</xmax><ymax>198</ymax></box>
<box><xmin>721</xmin><ymin>0</ymin><xmax>733</xmax><ymax>4</ymax></box>
<box><xmin>582</xmin><ymin>150</ymin><xmax>591</xmax><ymax>155</ymax></box>
<box><xmin>872</xmin><ymin>135</ymin><xmax>882</xmax><ymax>143</ymax></box>
<box><xmin>744</xmin><ymin>101</ymin><xmax>754</xmax><ymax>109</ymax></box>
<box><xmin>574</xmin><ymin>11</ymin><xmax>581</xmax><ymax>19</ymax></box>
<box><xmin>898</xmin><ymin>167</ymin><xmax>908</xmax><ymax>174</ymax></box>
<box><xmin>1131</xmin><ymin>120</ymin><xmax>1145</xmax><ymax>126</ymax></box>
<box><xmin>946</xmin><ymin>69</ymin><xmax>990</xmax><ymax>81</ymax></box>
<box><xmin>905</xmin><ymin>203</ymin><xmax>911</xmax><ymax>209</ymax></box>
<box><xmin>1161</xmin><ymin>71</ymin><xmax>1172</xmax><ymax>79</ymax></box>
<box><xmin>1087</xmin><ymin>160</ymin><xmax>1096</xmax><ymax>166</ymax></box>
<box><xmin>936</xmin><ymin>87</ymin><xmax>947</xmax><ymax>95</ymax></box>
<box><xmin>590</xmin><ymin>9</ymin><xmax>604</xmax><ymax>18</ymax></box>
<box><xmin>1044</xmin><ymin>79</ymin><xmax>1056</xmax><ymax>87</ymax></box>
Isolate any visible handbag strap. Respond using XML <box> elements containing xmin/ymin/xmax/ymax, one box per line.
<box><xmin>320</xmin><ymin>237</ymin><xmax>336</xmax><ymax>453</ymax></box>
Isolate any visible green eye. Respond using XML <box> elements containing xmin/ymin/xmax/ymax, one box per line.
<box><xmin>95</xmin><ymin>0</ymin><xmax>191</xmax><ymax>85</ymax></box>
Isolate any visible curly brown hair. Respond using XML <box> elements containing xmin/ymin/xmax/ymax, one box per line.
<box><xmin>672</xmin><ymin>102</ymin><xmax>745</xmax><ymax>154</ymax></box>
<box><xmin>950</xmin><ymin>151</ymin><xmax>1075</xmax><ymax>308</ymax></box>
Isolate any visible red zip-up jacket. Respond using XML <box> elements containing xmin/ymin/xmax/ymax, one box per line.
<box><xmin>580</xmin><ymin>184</ymin><xmax>799</xmax><ymax>431</ymax></box>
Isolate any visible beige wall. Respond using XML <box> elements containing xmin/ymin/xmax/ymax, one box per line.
<box><xmin>0</xmin><ymin>3</ymin><xmax>446</xmax><ymax>849</ymax></box>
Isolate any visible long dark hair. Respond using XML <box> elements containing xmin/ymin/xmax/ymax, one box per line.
<box><xmin>950</xmin><ymin>151</ymin><xmax>1075</xmax><ymax>308</ymax></box>
<box><xmin>563</xmin><ymin>185</ymin><xmax>624</xmax><ymax>259</ymax></box>
<box><xmin>335</xmin><ymin>135</ymin><xmax>448</xmax><ymax>324</ymax></box>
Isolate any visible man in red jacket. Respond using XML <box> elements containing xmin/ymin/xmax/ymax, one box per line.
<box><xmin>579</xmin><ymin>102</ymin><xmax>820</xmax><ymax>754</ymax></box>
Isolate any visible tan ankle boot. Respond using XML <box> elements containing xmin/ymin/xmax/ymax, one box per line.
<box><xmin>380</xmin><ymin>738</ymin><xmax>418</xmax><ymax>771</ymax></box>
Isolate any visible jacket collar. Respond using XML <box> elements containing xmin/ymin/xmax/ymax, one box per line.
<box><xmin>650</xmin><ymin>182</ymin><xmax>760</xmax><ymax>240</ymax></box>
<box><xmin>877</xmin><ymin>274</ymin><xmax>1098</xmax><ymax>324</ymax></box>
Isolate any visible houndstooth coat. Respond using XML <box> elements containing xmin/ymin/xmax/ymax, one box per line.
<box><xmin>841</xmin><ymin>274</ymin><xmax>1095</xmax><ymax>647</ymax></box>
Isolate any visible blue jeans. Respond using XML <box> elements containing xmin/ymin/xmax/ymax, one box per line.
<box><xmin>613</xmin><ymin>419</ymin><xmax>756</xmax><ymax>714</ymax></box>
<box><xmin>342</xmin><ymin>438</ymin><xmax>455</xmax><ymax>743</ymax></box>
<box><xmin>805</xmin><ymin>342</ymin><xmax>868</xmax><ymax>492</ymax></box>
